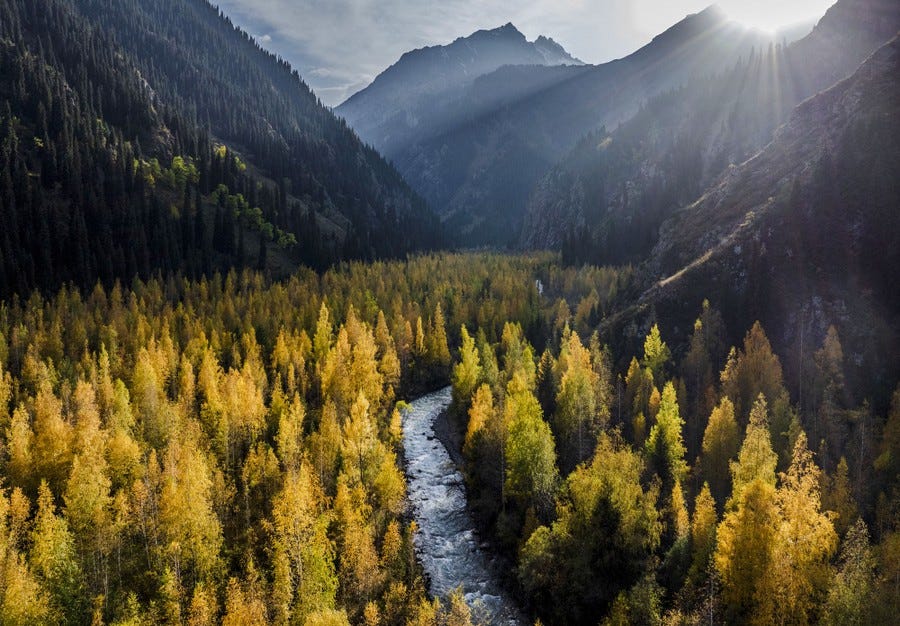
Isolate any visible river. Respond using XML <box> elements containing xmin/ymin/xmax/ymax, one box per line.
<box><xmin>402</xmin><ymin>387</ymin><xmax>525</xmax><ymax>625</ymax></box>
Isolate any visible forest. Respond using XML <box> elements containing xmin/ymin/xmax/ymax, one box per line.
<box><xmin>0</xmin><ymin>0</ymin><xmax>442</xmax><ymax>297</ymax></box>
<box><xmin>0</xmin><ymin>253</ymin><xmax>627</xmax><ymax>624</ymax></box>
<box><xmin>0</xmin><ymin>252</ymin><xmax>895</xmax><ymax>625</ymax></box>
<box><xmin>450</xmin><ymin>302</ymin><xmax>900</xmax><ymax>624</ymax></box>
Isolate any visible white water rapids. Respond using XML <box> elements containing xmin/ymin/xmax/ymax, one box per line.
<box><xmin>402</xmin><ymin>387</ymin><xmax>524</xmax><ymax>625</ymax></box>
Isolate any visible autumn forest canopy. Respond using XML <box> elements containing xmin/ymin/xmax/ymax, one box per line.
<box><xmin>0</xmin><ymin>255</ymin><xmax>896</xmax><ymax>625</ymax></box>
<box><xmin>0</xmin><ymin>0</ymin><xmax>898</xmax><ymax>624</ymax></box>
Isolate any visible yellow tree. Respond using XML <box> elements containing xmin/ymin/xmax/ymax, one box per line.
<box><xmin>276</xmin><ymin>393</ymin><xmax>305</xmax><ymax>472</ymax></box>
<box><xmin>0</xmin><ymin>487</ymin><xmax>51</xmax><ymax>624</ymax></box>
<box><xmin>504</xmin><ymin>373</ymin><xmax>558</xmax><ymax>518</ymax></box>
<box><xmin>729</xmin><ymin>394</ymin><xmax>777</xmax><ymax>506</ymax></box>
<box><xmin>500</xmin><ymin>322</ymin><xmax>535</xmax><ymax>388</ymax></box>
<box><xmin>714</xmin><ymin>478</ymin><xmax>779</xmax><ymax>624</ymax></box>
<box><xmin>625</xmin><ymin>357</ymin><xmax>653</xmax><ymax>422</ymax></box>
<box><xmin>669</xmin><ymin>479</ymin><xmax>690</xmax><ymax>542</ymax></box>
<box><xmin>823</xmin><ymin>518</ymin><xmax>875</xmax><ymax>626</ymax></box>
<box><xmin>321</xmin><ymin>318</ymin><xmax>383</xmax><ymax>417</ymax></box>
<box><xmin>463</xmin><ymin>383</ymin><xmax>505</xmax><ymax>522</ymax></box>
<box><xmin>188</xmin><ymin>581</ymin><xmax>218</xmax><ymax>626</ymax></box>
<box><xmin>720</xmin><ymin>322</ymin><xmax>785</xmax><ymax>421</ymax></box>
<box><xmin>701</xmin><ymin>397</ymin><xmax>740</xmax><ymax>510</ymax></box>
<box><xmin>30</xmin><ymin>481</ymin><xmax>87</xmax><ymax>623</ymax></box>
<box><xmin>333</xmin><ymin>476</ymin><xmax>382</xmax><ymax>620</ymax></box>
<box><xmin>158</xmin><ymin>428</ymin><xmax>223</xmax><ymax>585</ymax></box>
<box><xmin>221</xmin><ymin>570</ymin><xmax>269</xmax><ymax>626</ymax></box>
<box><xmin>464</xmin><ymin>384</ymin><xmax>494</xmax><ymax>458</ymax></box>
<box><xmin>341</xmin><ymin>393</ymin><xmax>405</xmax><ymax>521</ymax></box>
<box><xmin>554</xmin><ymin>331</ymin><xmax>599</xmax><ymax>472</ymax></box>
<box><xmin>645</xmin><ymin>382</ymin><xmax>688</xmax><ymax>495</ymax></box>
<box><xmin>307</xmin><ymin>400</ymin><xmax>342</xmax><ymax>494</ymax></box>
<box><xmin>772</xmin><ymin>432</ymin><xmax>837</xmax><ymax>624</ymax></box>
<box><xmin>65</xmin><ymin>382</ymin><xmax>114</xmax><ymax>581</ymax></box>
<box><xmin>64</xmin><ymin>446</ymin><xmax>113</xmax><ymax>595</ymax></box>
<box><xmin>106</xmin><ymin>388</ymin><xmax>143</xmax><ymax>493</ymax></box>
<box><xmin>271</xmin><ymin>462</ymin><xmax>337</xmax><ymax>623</ymax></box>
<box><xmin>374</xmin><ymin>311</ymin><xmax>401</xmax><ymax>409</ymax></box>
<box><xmin>687</xmin><ymin>483</ymin><xmax>717</xmax><ymax>587</ymax></box>
<box><xmin>32</xmin><ymin>381</ymin><xmax>74</xmax><ymax>496</ymax></box>
<box><xmin>715</xmin><ymin>393</ymin><xmax>780</xmax><ymax>623</ymax></box>
<box><xmin>221</xmin><ymin>362</ymin><xmax>268</xmax><ymax>461</ymax></box>
<box><xmin>132</xmin><ymin>348</ymin><xmax>172</xmax><ymax>449</ymax></box>
<box><xmin>822</xmin><ymin>456</ymin><xmax>858</xmax><ymax>538</ymax></box>
<box><xmin>5</xmin><ymin>405</ymin><xmax>34</xmax><ymax>492</ymax></box>
<box><xmin>312</xmin><ymin>303</ymin><xmax>333</xmax><ymax>375</ymax></box>
<box><xmin>451</xmin><ymin>325</ymin><xmax>481</xmax><ymax>417</ymax></box>
<box><xmin>426</xmin><ymin>303</ymin><xmax>451</xmax><ymax>376</ymax></box>
<box><xmin>641</xmin><ymin>324</ymin><xmax>671</xmax><ymax>386</ymax></box>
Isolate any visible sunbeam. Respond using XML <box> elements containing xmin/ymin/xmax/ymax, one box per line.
<box><xmin>720</xmin><ymin>0</ymin><xmax>836</xmax><ymax>32</ymax></box>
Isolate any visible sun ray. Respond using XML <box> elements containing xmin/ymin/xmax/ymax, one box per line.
<box><xmin>720</xmin><ymin>0</ymin><xmax>836</xmax><ymax>33</ymax></box>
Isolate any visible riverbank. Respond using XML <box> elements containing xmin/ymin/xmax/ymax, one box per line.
<box><xmin>430</xmin><ymin>397</ymin><xmax>532</xmax><ymax>624</ymax></box>
<box><xmin>433</xmin><ymin>404</ymin><xmax>465</xmax><ymax>469</ymax></box>
<box><xmin>401</xmin><ymin>388</ymin><xmax>525</xmax><ymax>625</ymax></box>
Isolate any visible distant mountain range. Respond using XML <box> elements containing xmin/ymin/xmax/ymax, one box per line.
<box><xmin>338</xmin><ymin>1</ymin><xmax>898</xmax><ymax>251</ymax></box>
<box><xmin>336</xmin><ymin>23</ymin><xmax>583</xmax><ymax>160</ymax></box>
<box><xmin>337</xmin><ymin>6</ymin><xmax>805</xmax><ymax>245</ymax></box>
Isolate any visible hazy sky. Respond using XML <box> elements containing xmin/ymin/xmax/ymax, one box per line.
<box><xmin>214</xmin><ymin>1</ymin><xmax>835</xmax><ymax>106</ymax></box>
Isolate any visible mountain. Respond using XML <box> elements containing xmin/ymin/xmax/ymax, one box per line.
<box><xmin>353</xmin><ymin>6</ymin><xmax>797</xmax><ymax>246</ymax></box>
<box><xmin>609</xmin><ymin>35</ymin><xmax>900</xmax><ymax>408</ymax></box>
<box><xmin>521</xmin><ymin>0</ymin><xmax>900</xmax><ymax>261</ymax></box>
<box><xmin>0</xmin><ymin>0</ymin><xmax>440</xmax><ymax>296</ymax></box>
<box><xmin>336</xmin><ymin>23</ymin><xmax>582</xmax><ymax>157</ymax></box>
<box><xmin>522</xmin><ymin>0</ymin><xmax>900</xmax><ymax>256</ymax></box>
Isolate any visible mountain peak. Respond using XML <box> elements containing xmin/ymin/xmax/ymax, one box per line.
<box><xmin>467</xmin><ymin>22</ymin><xmax>526</xmax><ymax>42</ymax></box>
<box><xmin>534</xmin><ymin>34</ymin><xmax>583</xmax><ymax>64</ymax></box>
<box><xmin>667</xmin><ymin>3</ymin><xmax>729</xmax><ymax>33</ymax></box>
<box><xmin>695</xmin><ymin>4</ymin><xmax>729</xmax><ymax>22</ymax></box>
<box><xmin>338</xmin><ymin>22</ymin><xmax>581</xmax><ymax>114</ymax></box>
<box><xmin>626</xmin><ymin>3</ymin><xmax>745</xmax><ymax>63</ymax></box>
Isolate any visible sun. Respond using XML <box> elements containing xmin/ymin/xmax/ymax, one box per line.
<box><xmin>719</xmin><ymin>0</ymin><xmax>836</xmax><ymax>33</ymax></box>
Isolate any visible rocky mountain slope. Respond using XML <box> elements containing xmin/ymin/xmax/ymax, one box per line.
<box><xmin>610</xmin><ymin>35</ymin><xmax>900</xmax><ymax>406</ymax></box>
<box><xmin>521</xmin><ymin>0</ymin><xmax>900</xmax><ymax>262</ymax></box>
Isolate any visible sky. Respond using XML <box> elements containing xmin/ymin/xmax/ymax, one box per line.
<box><xmin>214</xmin><ymin>0</ymin><xmax>836</xmax><ymax>107</ymax></box>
